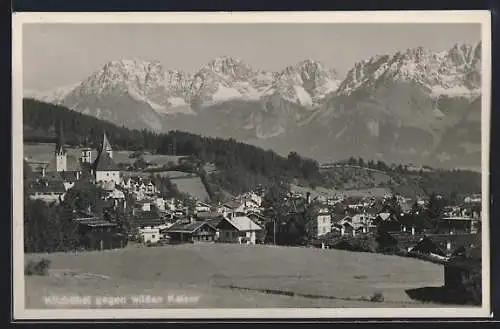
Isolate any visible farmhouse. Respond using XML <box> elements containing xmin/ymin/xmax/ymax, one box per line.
<box><xmin>164</xmin><ymin>220</ymin><xmax>217</xmax><ymax>243</ymax></box>
<box><xmin>408</xmin><ymin>237</ymin><xmax>447</xmax><ymax>260</ymax></box>
<box><xmin>216</xmin><ymin>214</ymin><xmax>263</xmax><ymax>244</ymax></box>
<box><xmin>332</xmin><ymin>216</ymin><xmax>370</xmax><ymax>236</ymax></box>
<box><xmin>440</xmin><ymin>216</ymin><xmax>480</xmax><ymax>234</ymax></box>
<box><xmin>219</xmin><ymin>200</ymin><xmax>245</xmax><ymax>215</ymax></box>
<box><xmin>132</xmin><ymin>210</ymin><xmax>164</xmax><ymax>228</ymax></box>
<box><xmin>246</xmin><ymin>211</ymin><xmax>268</xmax><ymax>227</ymax></box>
<box><xmin>195</xmin><ymin>201</ymin><xmax>212</xmax><ymax>213</ymax></box>
<box><xmin>27</xmin><ymin>179</ymin><xmax>66</xmax><ymax>203</ymax></box>
<box><xmin>73</xmin><ymin>214</ymin><xmax>126</xmax><ymax>250</ymax></box>
<box><xmin>376</xmin><ymin>212</ymin><xmax>397</xmax><ymax>222</ymax></box>
<box><xmin>132</xmin><ymin>210</ymin><xmax>165</xmax><ymax>243</ymax></box>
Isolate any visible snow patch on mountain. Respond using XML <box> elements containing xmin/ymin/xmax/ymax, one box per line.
<box><xmin>291</xmin><ymin>85</ymin><xmax>313</xmax><ymax>107</ymax></box>
<box><xmin>212</xmin><ymin>83</ymin><xmax>243</xmax><ymax>102</ymax></box>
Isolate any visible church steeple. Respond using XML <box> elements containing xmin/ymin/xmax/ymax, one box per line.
<box><xmin>55</xmin><ymin>121</ymin><xmax>67</xmax><ymax>172</ymax></box>
<box><xmin>100</xmin><ymin>131</ymin><xmax>113</xmax><ymax>159</ymax></box>
<box><xmin>55</xmin><ymin>120</ymin><xmax>66</xmax><ymax>155</ymax></box>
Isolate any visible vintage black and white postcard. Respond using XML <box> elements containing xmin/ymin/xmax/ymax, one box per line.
<box><xmin>12</xmin><ymin>11</ymin><xmax>491</xmax><ymax>320</ymax></box>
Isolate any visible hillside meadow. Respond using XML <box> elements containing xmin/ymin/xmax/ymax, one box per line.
<box><xmin>24</xmin><ymin>244</ymin><xmax>450</xmax><ymax>309</ymax></box>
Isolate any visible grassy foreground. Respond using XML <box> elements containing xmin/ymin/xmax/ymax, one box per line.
<box><xmin>24</xmin><ymin>244</ymin><xmax>449</xmax><ymax>309</ymax></box>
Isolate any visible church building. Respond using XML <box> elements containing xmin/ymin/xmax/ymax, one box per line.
<box><xmin>89</xmin><ymin>132</ymin><xmax>121</xmax><ymax>188</ymax></box>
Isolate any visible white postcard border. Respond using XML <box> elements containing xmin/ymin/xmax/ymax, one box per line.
<box><xmin>12</xmin><ymin>10</ymin><xmax>492</xmax><ymax>320</ymax></box>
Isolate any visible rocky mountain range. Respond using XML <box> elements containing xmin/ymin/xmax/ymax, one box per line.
<box><xmin>24</xmin><ymin>42</ymin><xmax>482</xmax><ymax>170</ymax></box>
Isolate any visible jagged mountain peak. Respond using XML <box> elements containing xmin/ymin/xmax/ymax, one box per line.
<box><xmin>337</xmin><ymin>42</ymin><xmax>481</xmax><ymax>97</ymax></box>
<box><xmin>198</xmin><ymin>55</ymin><xmax>257</xmax><ymax>82</ymax></box>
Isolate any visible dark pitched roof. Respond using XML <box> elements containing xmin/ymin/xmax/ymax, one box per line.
<box><xmin>166</xmin><ymin>220</ymin><xmax>216</xmax><ymax>234</ymax></box>
<box><xmin>223</xmin><ymin>200</ymin><xmax>242</xmax><ymax>210</ymax></box>
<box><xmin>207</xmin><ymin>217</ymin><xmax>223</xmax><ymax>228</ymax></box>
<box><xmin>59</xmin><ymin>171</ymin><xmax>80</xmax><ymax>182</ymax></box>
<box><xmin>246</xmin><ymin>212</ymin><xmax>268</xmax><ymax>222</ymax></box>
<box><xmin>28</xmin><ymin>179</ymin><xmax>66</xmax><ymax>194</ymax></box>
<box><xmin>196</xmin><ymin>211</ymin><xmax>220</xmax><ymax>219</ymax></box>
<box><xmin>132</xmin><ymin>210</ymin><xmax>163</xmax><ymax>227</ymax></box>
<box><xmin>93</xmin><ymin>150</ymin><xmax>120</xmax><ymax>171</ymax></box>
<box><xmin>74</xmin><ymin>218</ymin><xmax>117</xmax><ymax>228</ymax></box>
<box><xmin>410</xmin><ymin>237</ymin><xmax>446</xmax><ymax>257</ymax></box>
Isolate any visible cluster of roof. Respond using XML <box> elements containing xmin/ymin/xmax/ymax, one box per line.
<box><xmin>27</xmin><ymin>178</ymin><xmax>66</xmax><ymax>194</ymax></box>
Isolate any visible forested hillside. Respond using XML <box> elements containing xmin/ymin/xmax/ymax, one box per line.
<box><xmin>23</xmin><ymin>98</ymin><xmax>323</xmax><ymax>194</ymax></box>
<box><xmin>23</xmin><ymin>98</ymin><xmax>481</xmax><ymax>198</ymax></box>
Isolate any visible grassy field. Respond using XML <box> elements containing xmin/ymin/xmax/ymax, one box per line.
<box><xmin>24</xmin><ymin>244</ymin><xmax>448</xmax><ymax>309</ymax></box>
<box><xmin>170</xmin><ymin>176</ymin><xmax>210</xmax><ymax>201</ymax></box>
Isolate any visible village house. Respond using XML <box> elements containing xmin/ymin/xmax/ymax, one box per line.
<box><xmin>196</xmin><ymin>211</ymin><xmax>220</xmax><ymax>221</ymax></box>
<box><xmin>137</xmin><ymin>199</ymin><xmax>153</xmax><ymax>212</ymax></box>
<box><xmin>408</xmin><ymin>237</ymin><xmax>448</xmax><ymax>261</ymax></box>
<box><xmin>154</xmin><ymin>197</ymin><xmax>166</xmax><ymax>212</ymax></box>
<box><xmin>106</xmin><ymin>188</ymin><xmax>126</xmax><ymax>201</ymax></box>
<box><xmin>59</xmin><ymin>171</ymin><xmax>81</xmax><ymax>191</ymax></box>
<box><xmin>315</xmin><ymin>208</ymin><xmax>332</xmax><ymax>238</ymax></box>
<box><xmin>464</xmin><ymin>194</ymin><xmax>481</xmax><ymax>204</ymax></box>
<box><xmin>163</xmin><ymin>219</ymin><xmax>217</xmax><ymax>244</ymax></box>
<box><xmin>218</xmin><ymin>199</ymin><xmax>246</xmax><ymax>216</ymax></box>
<box><xmin>27</xmin><ymin>178</ymin><xmax>66</xmax><ymax>203</ymax></box>
<box><xmin>241</xmin><ymin>192</ymin><xmax>262</xmax><ymax>207</ymax></box>
<box><xmin>332</xmin><ymin>216</ymin><xmax>370</xmax><ymax>237</ymax></box>
<box><xmin>216</xmin><ymin>213</ymin><xmax>263</xmax><ymax>244</ymax></box>
<box><xmin>246</xmin><ymin>211</ymin><xmax>268</xmax><ymax>227</ymax></box>
<box><xmin>132</xmin><ymin>210</ymin><xmax>165</xmax><ymax>244</ymax></box>
<box><xmin>352</xmin><ymin>213</ymin><xmax>376</xmax><ymax>228</ymax></box>
<box><xmin>195</xmin><ymin>201</ymin><xmax>212</xmax><ymax>213</ymax></box>
<box><xmin>73</xmin><ymin>211</ymin><xmax>127</xmax><ymax>250</ymax></box>
<box><xmin>138</xmin><ymin>226</ymin><xmax>161</xmax><ymax>244</ymax></box>
<box><xmin>375</xmin><ymin>212</ymin><xmax>398</xmax><ymax>223</ymax></box>
<box><xmin>439</xmin><ymin>216</ymin><xmax>480</xmax><ymax>234</ymax></box>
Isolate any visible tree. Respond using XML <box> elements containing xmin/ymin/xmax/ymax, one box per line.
<box><xmin>427</xmin><ymin>192</ymin><xmax>445</xmax><ymax>221</ymax></box>
<box><xmin>382</xmin><ymin>195</ymin><xmax>402</xmax><ymax>218</ymax></box>
<box><xmin>301</xmin><ymin>200</ymin><xmax>321</xmax><ymax>243</ymax></box>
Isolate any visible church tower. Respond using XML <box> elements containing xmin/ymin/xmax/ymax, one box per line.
<box><xmin>55</xmin><ymin>121</ymin><xmax>67</xmax><ymax>172</ymax></box>
<box><xmin>101</xmin><ymin>132</ymin><xmax>113</xmax><ymax>159</ymax></box>
<box><xmin>80</xmin><ymin>137</ymin><xmax>92</xmax><ymax>164</ymax></box>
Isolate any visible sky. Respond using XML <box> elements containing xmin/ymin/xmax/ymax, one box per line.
<box><xmin>23</xmin><ymin>23</ymin><xmax>481</xmax><ymax>91</ymax></box>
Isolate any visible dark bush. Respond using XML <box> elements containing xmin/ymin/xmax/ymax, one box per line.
<box><xmin>25</xmin><ymin>258</ymin><xmax>51</xmax><ymax>276</ymax></box>
<box><xmin>370</xmin><ymin>292</ymin><xmax>385</xmax><ymax>302</ymax></box>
